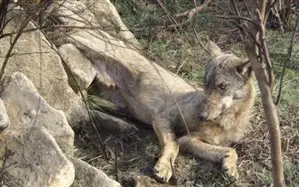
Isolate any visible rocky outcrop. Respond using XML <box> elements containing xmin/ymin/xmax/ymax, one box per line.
<box><xmin>0</xmin><ymin>11</ymin><xmax>88</xmax><ymax>127</ymax></box>
<box><xmin>0</xmin><ymin>72</ymin><xmax>121</xmax><ymax>187</ymax></box>
<box><xmin>0</xmin><ymin>127</ymin><xmax>75</xmax><ymax>187</ymax></box>
<box><xmin>71</xmin><ymin>158</ymin><xmax>121</xmax><ymax>187</ymax></box>
<box><xmin>80</xmin><ymin>0</ymin><xmax>140</xmax><ymax>47</ymax></box>
<box><xmin>1</xmin><ymin>72</ymin><xmax>74</xmax><ymax>155</ymax></box>
<box><xmin>59</xmin><ymin>43</ymin><xmax>97</xmax><ymax>92</ymax></box>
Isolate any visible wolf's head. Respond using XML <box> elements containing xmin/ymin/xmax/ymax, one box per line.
<box><xmin>199</xmin><ymin>42</ymin><xmax>254</xmax><ymax>120</ymax></box>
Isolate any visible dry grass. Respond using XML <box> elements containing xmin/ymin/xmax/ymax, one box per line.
<box><xmin>74</xmin><ymin>1</ymin><xmax>299</xmax><ymax>186</ymax></box>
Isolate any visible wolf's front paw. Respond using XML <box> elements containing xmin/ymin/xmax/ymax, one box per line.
<box><xmin>153</xmin><ymin>161</ymin><xmax>172</xmax><ymax>183</ymax></box>
<box><xmin>222</xmin><ymin>150</ymin><xmax>239</xmax><ymax>180</ymax></box>
<box><xmin>222</xmin><ymin>161</ymin><xmax>239</xmax><ymax>179</ymax></box>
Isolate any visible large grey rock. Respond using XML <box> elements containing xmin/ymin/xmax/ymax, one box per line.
<box><xmin>1</xmin><ymin>72</ymin><xmax>74</xmax><ymax>155</ymax></box>
<box><xmin>0</xmin><ymin>127</ymin><xmax>75</xmax><ymax>187</ymax></box>
<box><xmin>70</xmin><ymin>158</ymin><xmax>121</xmax><ymax>187</ymax></box>
<box><xmin>0</xmin><ymin>99</ymin><xmax>10</xmax><ymax>132</ymax></box>
<box><xmin>52</xmin><ymin>0</ymin><xmax>139</xmax><ymax>48</ymax></box>
<box><xmin>58</xmin><ymin>43</ymin><xmax>97</xmax><ymax>92</ymax></box>
<box><xmin>0</xmin><ymin>10</ymin><xmax>88</xmax><ymax>127</ymax></box>
<box><xmin>79</xmin><ymin>0</ymin><xmax>140</xmax><ymax>47</ymax></box>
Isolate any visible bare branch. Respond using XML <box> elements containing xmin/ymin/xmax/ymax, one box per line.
<box><xmin>239</xmin><ymin>0</ymin><xmax>285</xmax><ymax>186</ymax></box>
<box><xmin>192</xmin><ymin>28</ymin><xmax>209</xmax><ymax>54</ymax></box>
<box><xmin>276</xmin><ymin>14</ymin><xmax>299</xmax><ymax>105</ymax></box>
<box><xmin>215</xmin><ymin>15</ymin><xmax>259</xmax><ymax>27</ymax></box>
<box><xmin>271</xmin><ymin>5</ymin><xmax>285</xmax><ymax>32</ymax></box>
<box><xmin>228</xmin><ymin>0</ymin><xmax>285</xmax><ymax>185</ymax></box>
<box><xmin>175</xmin><ymin>0</ymin><xmax>212</xmax><ymax>18</ymax></box>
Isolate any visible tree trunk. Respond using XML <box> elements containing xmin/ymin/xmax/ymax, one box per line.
<box><xmin>244</xmin><ymin>18</ymin><xmax>285</xmax><ymax>187</ymax></box>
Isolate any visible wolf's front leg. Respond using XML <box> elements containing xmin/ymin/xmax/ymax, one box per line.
<box><xmin>152</xmin><ymin>116</ymin><xmax>179</xmax><ymax>183</ymax></box>
<box><xmin>178</xmin><ymin>135</ymin><xmax>239</xmax><ymax>179</ymax></box>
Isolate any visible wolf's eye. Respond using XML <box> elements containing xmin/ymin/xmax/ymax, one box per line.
<box><xmin>219</xmin><ymin>83</ymin><xmax>226</xmax><ymax>90</ymax></box>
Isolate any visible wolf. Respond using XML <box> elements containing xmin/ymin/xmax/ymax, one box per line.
<box><xmin>94</xmin><ymin>42</ymin><xmax>255</xmax><ymax>183</ymax></box>
<box><xmin>149</xmin><ymin>42</ymin><xmax>255</xmax><ymax>182</ymax></box>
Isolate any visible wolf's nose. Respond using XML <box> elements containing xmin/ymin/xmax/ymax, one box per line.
<box><xmin>198</xmin><ymin>112</ymin><xmax>208</xmax><ymax>120</ymax></box>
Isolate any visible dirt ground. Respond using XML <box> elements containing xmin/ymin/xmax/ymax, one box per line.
<box><xmin>74</xmin><ymin>1</ymin><xmax>299</xmax><ymax>187</ymax></box>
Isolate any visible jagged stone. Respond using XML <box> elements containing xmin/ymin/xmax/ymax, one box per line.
<box><xmin>1</xmin><ymin>72</ymin><xmax>74</xmax><ymax>155</ymax></box>
<box><xmin>0</xmin><ymin>127</ymin><xmax>75</xmax><ymax>187</ymax></box>
<box><xmin>80</xmin><ymin>0</ymin><xmax>140</xmax><ymax>47</ymax></box>
<box><xmin>59</xmin><ymin>43</ymin><xmax>97</xmax><ymax>92</ymax></box>
<box><xmin>0</xmin><ymin>10</ymin><xmax>88</xmax><ymax>127</ymax></box>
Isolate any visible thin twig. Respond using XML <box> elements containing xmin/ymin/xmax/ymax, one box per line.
<box><xmin>271</xmin><ymin>5</ymin><xmax>285</xmax><ymax>32</ymax></box>
<box><xmin>114</xmin><ymin>139</ymin><xmax>119</xmax><ymax>182</ymax></box>
<box><xmin>192</xmin><ymin>28</ymin><xmax>209</xmax><ymax>54</ymax></box>
<box><xmin>175</xmin><ymin>0</ymin><xmax>212</xmax><ymax>18</ymax></box>
<box><xmin>167</xmin><ymin>0</ymin><xmax>212</xmax><ymax>28</ymax></box>
<box><xmin>215</xmin><ymin>15</ymin><xmax>259</xmax><ymax>27</ymax></box>
<box><xmin>276</xmin><ymin>14</ymin><xmax>299</xmax><ymax>105</ymax></box>
<box><xmin>230</xmin><ymin>0</ymin><xmax>241</xmax><ymax>22</ymax></box>
<box><xmin>230</xmin><ymin>0</ymin><xmax>244</xmax><ymax>39</ymax></box>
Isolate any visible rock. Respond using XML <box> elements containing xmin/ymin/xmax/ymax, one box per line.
<box><xmin>0</xmin><ymin>99</ymin><xmax>10</xmax><ymax>132</ymax></box>
<box><xmin>0</xmin><ymin>10</ymin><xmax>88</xmax><ymax>127</ymax></box>
<box><xmin>58</xmin><ymin>43</ymin><xmax>97</xmax><ymax>92</ymax></box>
<box><xmin>79</xmin><ymin>0</ymin><xmax>140</xmax><ymax>48</ymax></box>
<box><xmin>1</xmin><ymin>72</ymin><xmax>74</xmax><ymax>155</ymax></box>
<box><xmin>53</xmin><ymin>0</ymin><xmax>139</xmax><ymax>48</ymax></box>
<box><xmin>0</xmin><ymin>127</ymin><xmax>75</xmax><ymax>187</ymax></box>
<box><xmin>70</xmin><ymin>158</ymin><xmax>121</xmax><ymax>187</ymax></box>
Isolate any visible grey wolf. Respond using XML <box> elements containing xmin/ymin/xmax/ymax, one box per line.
<box><xmin>97</xmin><ymin>42</ymin><xmax>255</xmax><ymax>183</ymax></box>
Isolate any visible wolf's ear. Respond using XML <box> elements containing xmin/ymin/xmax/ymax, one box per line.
<box><xmin>236</xmin><ymin>60</ymin><xmax>252</xmax><ymax>79</ymax></box>
<box><xmin>207</xmin><ymin>41</ymin><xmax>222</xmax><ymax>57</ymax></box>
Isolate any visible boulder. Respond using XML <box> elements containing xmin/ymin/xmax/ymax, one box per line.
<box><xmin>0</xmin><ymin>127</ymin><xmax>75</xmax><ymax>187</ymax></box>
<box><xmin>1</xmin><ymin>72</ymin><xmax>74</xmax><ymax>155</ymax></box>
<box><xmin>0</xmin><ymin>10</ymin><xmax>88</xmax><ymax>127</ymax></box>
<box><xmin>0</xmin><ymin>99</ymin><xmax>10</xmax><ymax>132</ymax></box>
<box><xmin>58</xmin><ymin>43</ymin><xmax>97</xmax><ymax>92</ymax></box>
<box><xmin>79</xmin><ymin>0</ymin><xmax>140</xmax><ymax>47</ymax></box>
<box><xmin>53</xmin><ymin>0</ymin><xmax>139</xmax><ymax>47</ymax></box>
<box><xmin>70</xmin><ymin>158</ymin><xmax>121</xmax><ymax>187</ymax></box>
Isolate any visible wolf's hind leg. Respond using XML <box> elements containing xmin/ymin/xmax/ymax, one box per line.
<box><xmin>152</xmin><ymin>116</ymin><xmax>179</xmax><ymax>183</ymax></box>
<box><xmin>178</xmin><ymin>135</ymin><xmax>238</xmax><ymax>179</ymax></box>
